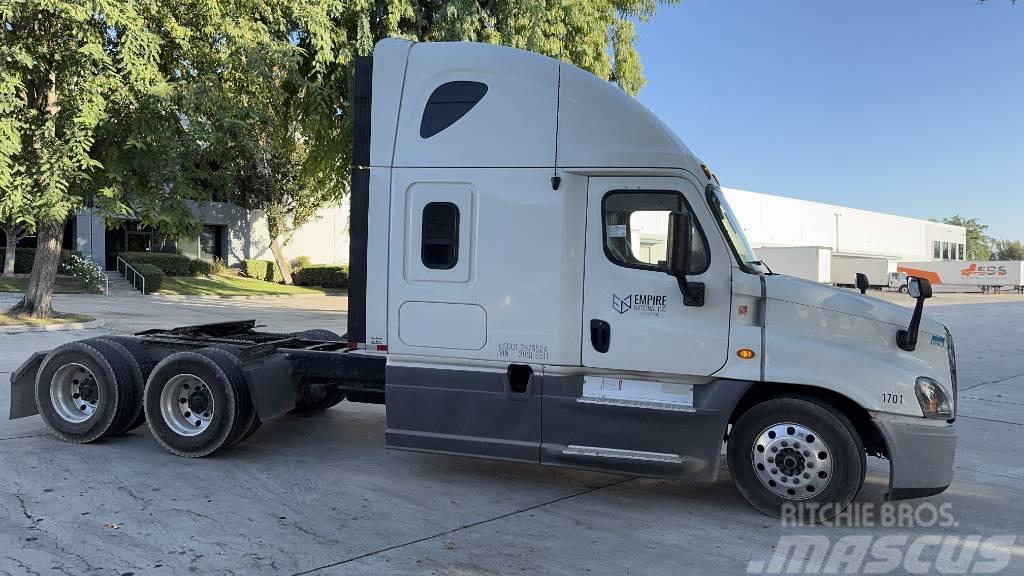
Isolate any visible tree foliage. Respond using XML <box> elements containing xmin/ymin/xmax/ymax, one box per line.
<box><xmin>993</xmin><ymin>239</ymin><xmax>1024</xmax><ymax>261</ymax></box>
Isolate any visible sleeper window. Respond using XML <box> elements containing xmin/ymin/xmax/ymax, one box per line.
<box><xmin>422</xmin><ymin>202</ymin><xmax>459</xmax><ymax>269</ymax></box>
<box><xmin>602</xmin><ymin>191</ymin><xmax>709</xmax><ymax>274</ymax></box>
<box><xmin>420</xmin><ymin>81</ymin><xmax>488</xmax><ymax>138</ymax></box>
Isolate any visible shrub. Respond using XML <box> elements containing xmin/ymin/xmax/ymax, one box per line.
<box><xmin>189</xmin><ymin>258</ymin><xmax>214</xmax><ymax>277</ymax></box>
<box><xmin>59</xmin><ymin>254</ymin><xmax>106</xmax><ymax>292</ymax></box>
<box><xmin>131</xmin><ymin>263</ymin><xmax>165</xmax><ymax>293</ymax></box>
<box><xmin>294</xmin><ymin>265</ymin><xmax>348</xmax><ymax>288</ymax></box>
<box><xmin>292</xmin><ymin>255</ymin><xmax>312</xmax><ymax>270</ymax></box>
<box><xmin>240</xmin><ymin>259</ymin><xmax>283</xmax><ymax>283</ymax></box>
<box><xmin>9</xmin><ymin>248</ymin><xmax>78</xmax><ymax>274</ymax></box>
<box><xmin>211</xmin><ymin>257</ymin><xmax>230</xmax><ymax>274</ymax></box>
<box><xmin>120</xmin><ymin>252</ymin><xmax>192</xmax><ymax>276</ymax></box>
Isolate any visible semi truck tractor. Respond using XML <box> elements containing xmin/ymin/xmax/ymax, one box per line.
<box><xmin>832</xmin><ymin>256</ymin><xmax>897</xmax><ymax>289</ymax></box>
<box><xmin>9</xmin><ymin>39</ymin><xmax>958</xmax><ymax>518</ymax></box>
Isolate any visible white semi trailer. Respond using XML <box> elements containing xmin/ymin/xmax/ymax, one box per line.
<box><xmin>753</xmin><ymin>246</ymin><xmax>831</xmax><ymax>283</ymax></box>
<box><xmin>899</xmin><ymin>261</ymin><xmax>1024</xmax><ymax>293</ymax></box>
<box><xmin>9</xmin><ymin>39</ymin><xmax>958</xmax><ymax>519</ymax></box>
<box><xmin>832</xmin><ymin>256</ymin><xmax>897</xmax><ymax>289</ymax></box>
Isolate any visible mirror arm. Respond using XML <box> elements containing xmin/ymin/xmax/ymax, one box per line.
<box><xmin>897</xmin><ymin>298</ymin><xmax>925</xmax><ymax>351</ymax></box>
<box><xmin>674</xmin><ymin>274</ymin><xmax>705</xmax><ymax>307</ymax></box>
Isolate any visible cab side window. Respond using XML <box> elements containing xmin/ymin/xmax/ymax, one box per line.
<box><xmin>421</xmin><ymin>202</ymin><xmax>459</xmax><ymax>269</ymax></box>
<box><xmin>603</xmin><ymin>191</ymin><xmax>709</xmax><ymax>274</ymax></box>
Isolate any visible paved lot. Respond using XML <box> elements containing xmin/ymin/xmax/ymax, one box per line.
<box><xmin>0</xmin><ymin>291</ymin><xmax>1022</xmax><ymax>575</ymax></box>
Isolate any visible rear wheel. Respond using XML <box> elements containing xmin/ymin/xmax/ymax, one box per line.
<box><xmin>727</xmin><ymin>397</ymin><xmax>865</xmax><ymax>521</ymax></box>
<box><xmin>93</xmin><ymin>337</ymin><xmax>153</xmax><ymax>434</ymax></box>
<box><xmin>144</xmin><ymin>351</ymin><xmax>249</xmax><ymax>457</ymax></box>
<box><xmin>35</xmin><ymin>341</ymin><xmax>136</xmax><ymax>444</ymax></box>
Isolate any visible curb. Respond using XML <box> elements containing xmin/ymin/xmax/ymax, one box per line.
<box><xmin>0</xmin><ymin>318</ymin><xmax>106</xmax><ymax>334</ymax></box>
<box><xmin>151</xmin><ymin>293</ymin><xmax>342</xmax><ymax>301</ymax></box>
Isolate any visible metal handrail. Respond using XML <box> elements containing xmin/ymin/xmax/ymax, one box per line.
<box><xmin>116</xmin><ymin>256</ymin><xmax>147</xmax><ymax>295</ymax></box>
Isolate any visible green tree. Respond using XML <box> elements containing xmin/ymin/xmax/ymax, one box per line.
<box><xmin>943</xmin><ymin>216</ymin><xmax>993</xmax><ymax>261</ymax></box>
<box><xmin>0</xmin><ymin>0</ymin><xmax>171</xmax><ymax>317</ymax></box>
<box><xmin>993</xmin><ymin>239</ymin><xmax>1024</xmax><ymax>261</ymax></box>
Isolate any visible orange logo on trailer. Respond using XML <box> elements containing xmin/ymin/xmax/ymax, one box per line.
<box><xmin>961</xmin><ymin>263</ymin><xmax>1007</xmax><ymax>277</ymax></box>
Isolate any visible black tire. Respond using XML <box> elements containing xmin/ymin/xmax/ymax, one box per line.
<box><xmin>289</xmin><ymin>383</ymin><xmax>346</xmax><ymax>416</ymax></box>
<box><xmin>93</xmin><ymin>337</ymin><xmax>153</xmax><ymax>434</ymax></box>
<box><xmin>191</xmin><ymin>347</ymin><xmax>257</xmax><ymax>447</ymax></box>
<box><xmin>898</xmin><ymin>285</ymin><xmax>909</xmax><ymax>294</ymax></box>
<box><xmin>34</xmin><ymin>340</ymin><xmax>135</xmax><ymax>444</ymax></box>
<box><xmin>293</xmin><ymin>329</ymin><xmax>345</xmax><ymax>342</ymax></box>
<box><xmin>727</xmin><ymin>397</ymin><xmax>865</xmax><ymax>520</ymax></box>
<box><xmin>144</xmin><ymin>351</ymin><xmax>244</xmax><ymax>457</ymax></box>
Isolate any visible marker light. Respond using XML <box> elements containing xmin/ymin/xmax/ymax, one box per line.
<box><xmin>737</xmin><ymin>348</ymin><xmax>755</xmax><ymax>360</ymax></box>
<box><xmin>701</xmin><ymin>164</ymin><xmax>713</xmax><ymax>179</ymax></box>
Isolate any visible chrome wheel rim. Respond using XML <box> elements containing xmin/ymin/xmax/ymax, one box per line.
<box><xmin>160</xmin><ymin>374</ymin><xmax>215</xmax><ymax>437</ymax></box>
<box><xmin>50</xmin><ymin>363</ymin><xmax>100</xmax><ymax>423</ymax></box>
<box><xmin>751</xmin><ymin>422</ymin><xmax>833</xmax><ymax>500</ymax></box>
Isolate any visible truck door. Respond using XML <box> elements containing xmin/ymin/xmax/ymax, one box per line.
<box><xmin>580</xmin><ymin>176</ymin><xmax>732</xmax><ymax>375</ymax></box>
<box><xmin>540</xmin><ymin>175</ymin><xmax>738</xmax><ymax>477</ymax></box>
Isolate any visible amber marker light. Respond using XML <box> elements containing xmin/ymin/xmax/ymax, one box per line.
<box><xmin>737</xmin><ymin>348</ymin><xmax>756</xmax><ymax>360</ymax></box>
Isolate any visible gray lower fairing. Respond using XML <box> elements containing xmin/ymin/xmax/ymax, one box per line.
<box><xmin>385</xmin><ymin>364</ymin><xmax>752</xmax><ymax>481</ymax></box>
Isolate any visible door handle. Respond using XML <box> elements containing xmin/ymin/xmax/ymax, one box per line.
<box><xmin>590</xmin><ymin>319</ymin><xmax>610</xmax><ymax>353</ymax></box>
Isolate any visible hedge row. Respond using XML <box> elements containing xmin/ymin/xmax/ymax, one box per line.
<box><xmin>294</xmin><ymin>265</ymin><xmax>349</xmax><ymax>288</ymax></box>
<box><xmin>132</xmin><ymin>263</ymin><xmax>165</xmax><ymax>293</ymax></box>
<box><xmin>119</xmin><ymin>252</ymin><xmax>214</xmax><ymax>277</ymax></box>
<box><xmin>240</xmin><ymin>259</ymin><xmax>284</xmax><ymax>283</ymax></box>
<box><xmin>1</xmin><ymin>248</ymin><xmax>79</xmax><ymax>274</ymax></box>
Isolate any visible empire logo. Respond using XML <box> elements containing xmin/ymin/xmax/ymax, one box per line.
<box><xmin>612</xmin><ymin>293</ymin><xmax>668</xmax><ymax>315</ymax></box>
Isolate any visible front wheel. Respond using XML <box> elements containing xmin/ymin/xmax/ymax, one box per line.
<box><xmin>727</xmin><ymin>397</ymin><xmax>865</xmax><ymax>521</ymax></box>
<box><xmin>898</xmin><ymin>285</ymin><xmax>909</xmax><ymax>294</ymax></box>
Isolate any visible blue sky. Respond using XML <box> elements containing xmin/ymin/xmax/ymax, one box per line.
<box><xmin>634</xmin><ymin>1</ymin><xmax>1022</xmax><ymax>240</ymax></box>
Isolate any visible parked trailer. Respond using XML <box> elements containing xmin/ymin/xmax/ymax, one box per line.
<box><xmin>831</xmin><ymin>256</ymin><xmax>896</xmax><ymax>289</ymax></box>
<box><xmin>9</xmin><ymin>39</ymin><xmax>958</xmax><ymax>519</ymax></box>
<box><xmin>898</xmin><ymin>261</ymin><xmax>1024</xmax><ymax>293</ymax></box>
<box><xmin>754</xmin><ymin>246</ymin><xmax>831</xmax><ymax>283</ymax></box>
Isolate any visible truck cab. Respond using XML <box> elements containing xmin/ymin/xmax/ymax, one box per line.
<box><xmin>352</xmin><ymin>39</ymin><xmax>957</xmax><ymax>516</ymax></box>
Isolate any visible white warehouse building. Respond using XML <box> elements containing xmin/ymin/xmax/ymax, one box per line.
<box><xmin>723</xmin><ymin>188</ymin><xmax>966</xmax><ymax>262</ymax></box>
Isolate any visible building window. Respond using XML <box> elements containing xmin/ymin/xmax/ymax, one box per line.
<box><xmin>421</xmin><ymin>202</ymin><xmax>459</xmax><ymax>269</ymax></box>
<box><xmin>420</xmin><ymin>81</ymin><xmax>488</xmax><ymax>139</ymax></box>
<box><xmin>602</xmin><ymin>191</ymin><xmax>709</xmax><ymax>274</ymax></box>
<box><xmin>958</xmin><ymin>243</ymin><xmax>965</xmax><ymax>260</ymax></box>
<box><xmin>934</xmin><ymin>241</ymin><xmax>941</xmax><ymax>259</ymax></box>
<box><xmin>942</xmin><ymin>242</ymin><xmax>950</xmax><ymax>260</ymax></box>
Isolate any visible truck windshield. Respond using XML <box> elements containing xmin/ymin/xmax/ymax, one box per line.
<box><xmin>705</xmin><ymin>184</ymin><xmax>763</xmax><ymax>274</ymax></box>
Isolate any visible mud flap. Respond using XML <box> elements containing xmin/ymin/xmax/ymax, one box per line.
<box><xmin>9</xmin><ymin>351</ymin><xmax>48</xmax><ymax>419</ymax></box>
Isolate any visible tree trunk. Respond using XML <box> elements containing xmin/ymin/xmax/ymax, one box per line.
<box><xmin>269</xmin><ymin>237</ymin><xmax>294</xmax><ymax>285</ymax></box>
<box><xmin>10</xmin><ymin>219</ymin><xmax>63</xmax><ymax>318</ymax></box>
<box><xmin>2</xmin><ymin>225</ymin><xmax>16</xmax><ymax>277</ymax></box>
<box><xmin>266</xmin><ymin>213</ymin><xmax>294</xmax><ymax>285</ymax></box>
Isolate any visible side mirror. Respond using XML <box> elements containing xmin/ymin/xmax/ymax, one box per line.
<box><xmin>666</xmin><ymin>212</ymin><xmax>691</xmax><ymax>277</ymax></box>
<box><xmin>907</xmin><ymin>277</ymin><xmax>932</xmax><ymax>300</ymax></box>
<box><xmin>897</xmin><ymin>276</ymin><xmax>932</xmax><ymax>352</ymax></box>
<box><xmin>666</xmin><ymin>211</ymin><xmax>704</xmax><ymax>307</ymax></box>
<box><xmin>855</xmin><ymin>273</ymin><xmax>869</xmax><ymax>294</ymax></box>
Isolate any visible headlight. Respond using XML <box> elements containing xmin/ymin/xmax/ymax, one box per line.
<box><xmin>915</xmin><ymin>377</ymin><xmax>954</xmax><ymax>420</ymax></box>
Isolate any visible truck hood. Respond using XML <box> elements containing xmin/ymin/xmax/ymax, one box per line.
<box><xmin>764</xmin><ymin>274</ymin><xmax>945</xmax><ymax>336</ymax></box>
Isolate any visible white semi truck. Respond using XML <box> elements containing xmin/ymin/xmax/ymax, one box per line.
<box><xmin>9</xmin><ymin>39</ymin><xmax>958</xmax><ymax>518</ymax></box>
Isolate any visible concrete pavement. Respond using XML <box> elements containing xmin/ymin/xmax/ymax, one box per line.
<box><xmin>0</xmin><ymin>291</ymin><xmax>1022</xmax><ymax>575</ymax></box>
